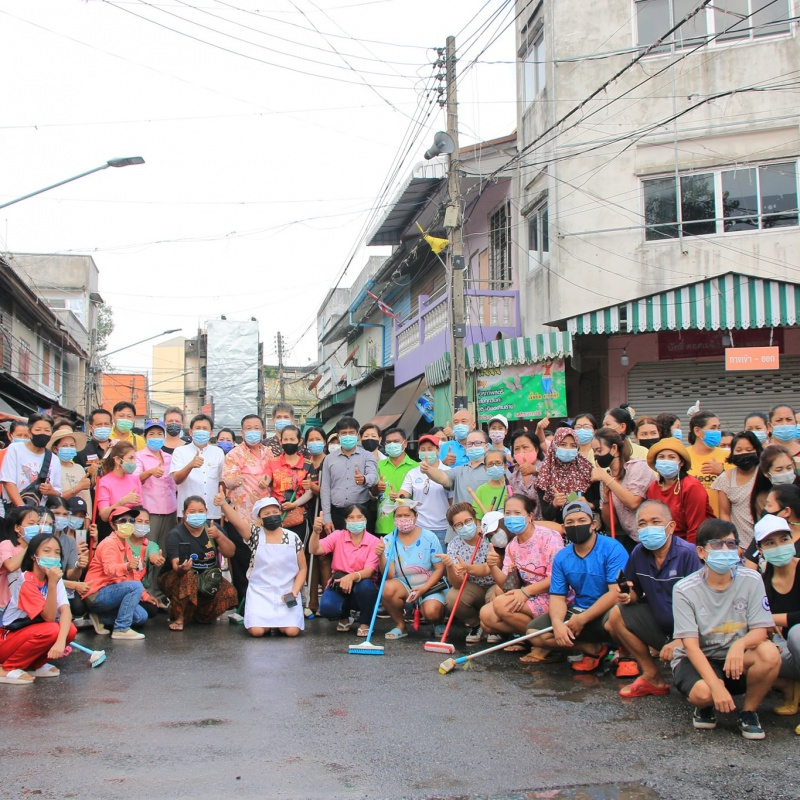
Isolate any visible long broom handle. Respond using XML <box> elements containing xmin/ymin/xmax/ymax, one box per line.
<box><xmin>69</xmin><ymin>641</ymin><xmax>95</xmax><ymax>656</ymax></box>
<box><xmin>457</xmin><ymin>626</ymin><xmax>554</xmax><ymax>664</ymax></box>
<box><xmin>607</xmin><ymin>484</ymin><xmax>617</xmax><ymax>539</ymax></box>
<box><xmin>363</xmin><ymin>530</ymin><xmax>397</xmax><ymax>643</ymax></box>
<box><xmin>467</xmin><ymin>487</ymin><xmax>488</xmax><ymax>516</ymax></box>
<box><xmin>438</xmin><ymin>536</ymin><xmax>482</xmax><ymax>644</ymax></box>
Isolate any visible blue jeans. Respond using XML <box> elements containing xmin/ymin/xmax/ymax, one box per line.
<box><xmin>778</xmin><ymin>626</ymin><xmax>800</xmax><ymax>680</ymax></box>
<box><xmin>319</xmin><ymin>580</ymin><xmax>379</xmax><ymax>623</ymax></box>
<box><xmin>430</xmin><ymin>529</ymin><xmax>447</xmax><ymax>550</ymax></box>
<box><xmin>88</xmin><ymin>581</ymin><xmax>148</xmax><ymax>632</ymax></box>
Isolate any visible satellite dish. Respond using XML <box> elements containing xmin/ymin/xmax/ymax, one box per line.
<box><xmin>424</xmin><ymin>131</ymin><xmax>455</xmax><ymax>160</ymax></box>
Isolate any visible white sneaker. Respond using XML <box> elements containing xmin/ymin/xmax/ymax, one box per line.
<box><xmin>111</xmin><ymin>629</ymin><xmax>145</xmax><ymax>640</ymax></box>
<box><xmin>88</xmin><ymin>613</ymin><xmax>110</xmax><ymax>635</ymax></box>
<box><xmin>465</xmin><ymin>626</ymin><xmax>484</xmax><ymax>644</ymax></box>
<box><xmin>73</xmin><ymin>616</ymin><xmax>93</xmax><ymax>630</ymax></box>
<box><xmin>486</xmin><ymin>633</ymin><xmax>503</xmax><ymax>644</ymax></box>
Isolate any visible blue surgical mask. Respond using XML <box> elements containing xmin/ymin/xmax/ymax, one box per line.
<box><xmin>796</xmin><ymin>425</ymin><xmax>800</xmax><ymax>441</ymax></box>
<box><xmin>453</xmin><ymin>424</ymin><xmax>470</xmax><ymax>441</ymax></box>
<box><xmin>37</xmin><ymin>556</ymin><xmax>62</xmax><ymax>571</ymax></box>
<box><xmin>115</xmin><ymin>419</ymin><xmax>134</xmax><ymax>434</ymax></box>
<box><xmin>218</xmin><ymin>440</ymin><xmax>234</xmax><ymax>454</ymax></box>
<box><xmin>457</xmin><ymin>521</ymin><xmax>478</xmax><ymax>540</ymax></box>
<box><xmin>655</xmin><ymin>459</ymin><xmax>680</xmax><ymax>479</ymax></box>
<box><xmin>307</xmin><ymin>441</ymin><xmax>325</xmax><ymax>456</ymax></box>
<box><xmin>702</xmin><ymin>430</ymin><xmax>722</xmax><ymax>448</ymax></box>
<box><xmin>134</xmin><ymin>524</ymin><xmax>150</xmax><ymax>538</ymax></box>
<box><xmin>503</xmin><ymin>516</ymin><xmax>528</xmax><ymax>534</ymax></box>
<box><xmin>67</xmin><ymin>516</ymin><xmax>84</xmax><ymax>531</ymax></box>
<box><xmin>638</xmin><ymin>526</ymin><xmax>668</xmax><ymax>551</ymax></box>
<box><xmin>763</xmin><ymin>543</ymin><xmax>796</xmax><ymax>567</ymax></box>
<box><xmin>39</xmin><ymin>525</ymin><xmax>53</xmax><ymax>536</ymax></box>
<box><xmin>244</xmin><ymin>430</ymin><xmax>263</xmax><ymax>446</ymax></box>
<box><xmin>752</xmin><ymin>430</ymin><xmax>768</xmax><ymax>444</ymax></box>
<box><xmin>770</xmin><ymin>471</ymin><xmax>796</xmax><ymax>486</ymax></box>
<box><xmin>23</xmin><ymin>525</ymin><xmax>41</xmax><ymax>542</ymax></box>
<box><xmin>274</xmin><ymin>419</ymin><xmax>291</xmax><ymax>432</ymax></box>
<box><xmin>57</xmin><ymin>447</ymin><xmax>77</xmax><ymax>463</ymax></box>
<box><xmin>93</xmin><ymin>426</ymin><xmax>111</xmax><ymax>442</ymax></box>
<box><xmin>486</xmin><ymin>465</ymin><xmax>505</xmax><ymax>481</ymax></box>
<box><xmin>185</xmin><ymin>513</ymin><xmax>207</xmax><ymax>528</ymax></box>
<box><xmin>146</xmin><ymin>438</ymin><xmax>164</xmax><ymax>452</ymax></box>
<box><xmin>340</xmin><ymin>435</ymin><xmax>358</xmax><ymax>451</ymax></box>
<box><xmin>385</xmin><ymin>442</ymin><xmax>404</xmax><ymax>458</ymax></box>
<box><xmin>772</xmin><ymin>425</ymin><xmax>796</xmax><ymax>443</ymax></box>
<box><xmin>467</xmin><ymin>446</ymin><xmax>486</xmax><ymax>462</ymax></box>
<box><xmin>192</xmin><ymin>430</ymin><xmax>211</xmax><ymax>446</ymax></box>
<box><xmin>575</xmin><ymin>428</ymin><xmax>594</xmax><ymax>446</ymax></box>
<box><xmin>705</xmin><ymin>548</ymin><xmax>740</xmax><ymax>574</ymax></box>
<box><xmin>421</xmin><ymin>451</ymin><xmax>438</xmax><ymax>465</ymax></box>
<box><xmin>556</xmin><ymin>447</ymin><xmax>577</xmax><ymax>463</ymax></box>
<box><xmin>346</xmin><ymin>520</ymin><xmax>366</xmax><ymax>534</ymax></box>
<box><xmin>54</xmin><ymin>516</ymin><xmax>70</xmax><ymax>532</ymax></box>
<box><xmin>672</xmin><ymin>429</ymin><xmax>683</xmax><ymax>441</ymax></box>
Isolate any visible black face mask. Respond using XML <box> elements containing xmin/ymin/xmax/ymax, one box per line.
<box><xmin>565</xmin><ymin>523</ymin><xmax>593</xmax><ymax>545</ymax></box>
<box><xmin>262</xmin><ymin>515</ymin><xmax>282</xmax><ymax>531</ymax></box>
<box><xmin>595</xmin><ymin>452</ymin><xmax>615</xmax><ymax>469</ymax></box>
<box><xmin>30</xmin><ymin>433</ymin><xmax>51</xmax><ymax>449</ymax></box>
<box><xmin>282</xmin><ymin>443</ymin><xmax>299</xmax><ymax>456</ymax></box>
<box><xmin>639</xmin><ymin>437</ymin><xmax>660</xmax><ymax>450</ymax></box>
<box><xmin>166</xmin><ymin>424</ymin><xmax>183</xmax><ymax>437</ymax></box>
<box><xmin>730</xmin><ymin>453</ymin><xmax>759</xmax><ymax>472</ymax></box>
<box><xmin>361</xmin><ymin>439</ymin><xmax>380</xmax><ymax>452</ymax></box>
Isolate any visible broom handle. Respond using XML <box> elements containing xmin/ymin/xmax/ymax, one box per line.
<box><xmin>458</xmin><ymin>626</ymin><xmax>554</xmax><ymax>663</ymax></box>
<box><xmin>69</xmin><ymin>641</ymin><xmax>94</xmax><ymax>655</ymax></box>
<box><xmin>607</xmin><ymin>485</ymin><xmax>617</xmax><ymax>539</ymax></box>
<box><xmin>438</xmin><ymin>535</ymin><xmax>482</xmax><ymax>644</ymax></box>
<box><xmin>467</xmin><ymin>487</ymin><xmax>487</xmax><ymax>515</ymax></box>
<box><xmin>363</xmin><ymin>530</ymin><xmax>397</xmax><ymax>642</ymax></box>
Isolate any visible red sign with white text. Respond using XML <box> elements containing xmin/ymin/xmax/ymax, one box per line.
<box><xmin>725</xmin><ymin>347</ymin><xmax>780</xmax><ymax>371</ymax></box>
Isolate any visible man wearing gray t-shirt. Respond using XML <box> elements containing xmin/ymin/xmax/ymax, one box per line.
<box><xmin>671</xmin><ymin>520</ymin><xmax>780</xmax><ymax>740</ymax></box>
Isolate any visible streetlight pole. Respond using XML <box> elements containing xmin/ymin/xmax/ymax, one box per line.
<box><xmin>0</xmin><ymin>157</ymin><xmax>145</xmax><ymax>210</ymax></box>
<box><xmin>101</xmin><ymin>328</ymin><xmax>181</xmax><ymax>359</ymax></box>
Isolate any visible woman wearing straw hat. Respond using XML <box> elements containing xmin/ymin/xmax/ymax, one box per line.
<box><xmin>48</xmin><ymin>428</ymin><xmax>90</xmax><ymax>517</ymax></box>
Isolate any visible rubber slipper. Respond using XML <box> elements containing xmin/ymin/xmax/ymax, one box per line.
<box><xmin>384</xmin><ymin>627</ymin><xmax>408</xmax><ymax>640</ymax></box>
<box><xmin>169</xmin><ymin>621</ymin><xmax>184</xmax><ymax>631</ymax></box>
<box><xmin>519</xmin><ymin>650</ymin><xmax>561</xmax><ymax>664</ymax></box>
<box><xmin>336</xmin><ymin>617</ymin><xmax>355</xmax><ymax>632</ymax></box>
<box><xmin>0</xmin><ymin>669</ymin><xmax>35</xmax><ymax>685</ymax></box>
<box><xmin>356</xmin><ymin>626</ymin><xmax>369</xmax><ymax>638</ymax></box>
<box><xmin>571</xmin><ymin>644</ymin><xmax>609</xmax><ymax>672</ymax></box>
<box><xmin>30</xmin><ymin>663</ymin><xmax>60</xmax><ymax>678</ymax></box>
<box><xmin>615</xmin><ymin>658</ymin><xmax>641</xmax><ymax>678</ymax></box>
<box><xmin>618</xmin><ymin>676</ymin><xmax>670</xmax><ymax>698</ymax></box>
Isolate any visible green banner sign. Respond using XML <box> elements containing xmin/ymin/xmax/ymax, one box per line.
<box><xmin>476</xmin><ymin>360</ymin><xmax>567</xmax><ymax>423</ymax></box>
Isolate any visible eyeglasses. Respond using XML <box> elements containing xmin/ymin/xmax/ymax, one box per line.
<box><xmin>574</xmin><ymin>424</ymin><xmax>594</xmax><ymax>430</ymax></box>
<box><xmin>465</xmin><ymin>441</ymin><xmax>485</xmax><ymax>447</ymax></box>
<box><xmin>452</xmin><ymin>521</ymin><xmax>474</xmax><ymax>531</ymax></box>
<box><xmin>704</xmin><ymin>538</ymin><xmax>740</xmax><ymax>550</ymax></box>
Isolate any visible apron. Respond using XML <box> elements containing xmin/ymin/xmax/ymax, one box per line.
<box><xmin>243</xmin><ymin>531</ymin><xmax>304</xmax><ymax>630</ymax></box>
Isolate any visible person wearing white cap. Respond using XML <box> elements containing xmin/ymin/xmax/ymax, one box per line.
<box><xmin>242</xmin><ymin>497</ymin><xmax>307</xmax><ymax>637</ymax></box>
<box><xmin>487</xmin><ymin>414</ymin><xmax>512</xmax><ymax>463</ymax></box>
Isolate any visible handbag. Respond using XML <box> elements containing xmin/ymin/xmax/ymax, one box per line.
<box><xmin>194</xmin><ymin>530</ymin><xmax>223</xmax><ymax>598</ymax></box>
<box><xmin>328</xmin><ymin>570</ymin><xmax>350</xmax><ymax>594</ymax></box>
<box><xmin>17</xmin><ymin>449</ymin><xmax>53</xmax><ymax>507</ymax></box>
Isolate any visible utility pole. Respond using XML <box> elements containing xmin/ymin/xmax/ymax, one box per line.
<box><xmin>445</xmin><ymin>35</ymin><xmax>467</xmax><ymax>412</ymax></box>
<box><xmin>276</xmin><ymin>331</ymin><xmax>286</xmax><ymax>402</ymax></box>
<box><xmin>84</xmin><ymin>328</ymin><xmax>97</xmax><ymax>421</ymax></box>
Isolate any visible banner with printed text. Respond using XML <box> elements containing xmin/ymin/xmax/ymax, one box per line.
<box><xmin>475</xmin><ymin>360</ymin><xmax>567</xmax><ymax>423</ymax></box>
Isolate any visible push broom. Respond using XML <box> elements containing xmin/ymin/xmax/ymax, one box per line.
<box><xmin>349</xmin><ymin>530</ymin><xmax>397</xmax><ymax>656</ymax></box>
<box><xmin>423</xmin><ymin>534</ymin><xmax>482</xmax><ymax>654</ymax></box>
<box><xmin>438</xmin><ymin>626</ymin><xmax>554</xmax><ymax>674</ymax></box>
<box><xmin>66</xmin><ymin>641</ymin><xmax>107</xmax><ymax>667</ymax></box>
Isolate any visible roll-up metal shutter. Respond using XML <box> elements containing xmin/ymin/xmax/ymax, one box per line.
<box><xmin>626</xmin><ymin>357</ymin><xmax>800</xmax><ymax>430</ymax></box>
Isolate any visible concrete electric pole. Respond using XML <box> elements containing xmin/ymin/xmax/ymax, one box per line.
<box><xmin>276</xmin><ymin>331</ymin><xmax>286</xmax><ymax>402</ymax></box>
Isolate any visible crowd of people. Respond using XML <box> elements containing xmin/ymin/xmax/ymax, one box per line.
<box><xmin>1</xmin><ymin>399</ymin><xmax>800</xmax><ymax>741</ymax></box>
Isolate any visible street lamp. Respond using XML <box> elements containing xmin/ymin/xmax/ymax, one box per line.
<box><xmin>0</xmin><ymin>156</ymin><xmax>145</xmax><ymax>210</ymax></box>
<box><xmin>102</xmin><ymin>328</ymin><xmax>181</xmax><ymax>359</ymax></box>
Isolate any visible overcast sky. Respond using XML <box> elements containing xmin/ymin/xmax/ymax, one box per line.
<box><xmin>1</xmin><ymin>0</ymin><xmax>516</xmax><ymax>378</ymax></box>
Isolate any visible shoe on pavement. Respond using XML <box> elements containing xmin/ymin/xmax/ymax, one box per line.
<box><xmin>486</xmin><ymin>633</ymin><xmax>503</xmax><ymax>644</ymax></box>
<box><xmin>465</xmin><ymin>626</ymin><xmax>483</xmax><ymax>644</ymax></box>
<box><xmin>692</xmin><ymin>706</ymin><xmax>717</xmax><ymax>730</ymax></box>
<box><xmin>303</xmin><ymin>607</ymin><xmax>315</xmax><ymax>618</ymax></box>
<box><xmin>111</xmin><ymin>629</ymin><xmax>145</xmax><ymax>640</ymax></box>
<box><xmin>73</xmin><ymin>616</ymin><xmax>93</xmax><ymax>630</ymax></box>
<box><xmin>88</xmin><ymin>613</ymin><xmax>110</xmax><ymax>635</ymax></box>
<box><xmin>738</xmin><ymin>710</ymin><xmax>765</xmax><ymax>740</ymax></box>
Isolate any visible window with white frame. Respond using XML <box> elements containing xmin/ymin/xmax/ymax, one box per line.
<box><xmin>527</xmin><ymin>202</ymin><xmax>550</xmax><ymax>268</ymax></box>
<box><xmin>489</xmin><ymin>202</ymin><xmax>512</xmax><ymax>284</ymax></box>
<box><xmin>643</xmin><ymin>161</ymin><xmax>799</xmax><ymax>240</ymax></box>
<box><xmin>636</xmin><ymin>0</ymin><xmax>791</xmax><ymax>52</ymax></box>
<box><xmin>521</xmin><ymin>22</ymin><xmax>546</xmax><ymax>106</ymax></box>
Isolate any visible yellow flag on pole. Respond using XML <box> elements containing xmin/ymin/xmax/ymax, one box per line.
<box><xmin>416</xmin><ymin>222</ymin><xmax>449</xmax><ymax>255</ymax></box>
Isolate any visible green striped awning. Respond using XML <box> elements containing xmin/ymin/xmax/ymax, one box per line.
<box><xmin>425</xmin><ymin>352</ymin><xmax>451</xmax><ymax>387</ymax></box>
<box><xmin>566</xmin><ymin>273</ymin><xmax>800</xmax><ymax>335</ymax></box>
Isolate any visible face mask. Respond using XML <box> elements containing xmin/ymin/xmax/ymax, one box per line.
<box><xmin>796</xmin><ymin>425</ymin><xmax>800</xmax><ymax>441</ymax></box>
<box><xmin>244</xmin><ymin>430</ymin><xmax>263</xmax><ymax>446</ymax></box>
<box><xmin>346</xmin><ymin>520</ymin><xmax>367</xmax><ymax>534</ymax></box>
<box><xmin>328</xmin><ymin>444</ymin><xmax>341</xmax><ymax>455</ymax></box>
<box><xmin>146</xmin><ymin>438</ymin><xmax>165</xmax><ymax>452</ymax></box>
<box><xmin>490</xmin><ymin>530</ymin><xmax>508</xmax><ymax>548</ymax></box>
<box><xmin>762</xmin><ymin>543</ymin><xmax>795</xmax><ymax>567</ymax></box>
<box><xmin>54</xmin><ymin>517</ymin><xmax>70</xmax><ymax>532</ymax></box>
<box><xmin>134</xmin><ymin>524</ymin><xmax>150</xmax><ymax>537</ymax></box>
<box><xmin>503</xmin><ymin>516</ymin><xmax>527</xmax><ymax>535</ymax></box>
<box><xmin>672</xmin><ymin>429</ymin><xmax>683</xmax><ymax>441</ymax></box>
<box><xmin>770</xmin><ymin>471</ymin><xmax>795</xmax><ymax>486</ymax></box>
<box><xmin>115</xmin><ymin>419</ymin><xmax>134</xmax><ymax>434</ymax></box>
<box><xmin>361</xmin><ymin>439</ymin><xmax>380</xmax><ymax>453</ymax></box>
<box><xmin>638</xmin><ymin>526</ymin><xmax>668</xmax><ymax>551</ymax></box>
<box><xmin>639</xmin><ymin>437</ymin><xmax>660</xmax><ymax>450</ymax></box>
<box><xmin>23</xmin><ymin>525</ymin><xmax>41</xmax><ymax>542</ymax></box>
<box><xmin>385</xmin><ymin>442</ymin><xmax>404</xmax><ymax>458</ymax></box>
<box><xmin>122</xmin><ymin>460</ymin><xmax>137</xmax><ymax>475</ymax></box>
<box><xmin>457</xmin><ymin>521</ymin><xmax>477</xmax><ymax>540</ymax></box>
<box><xmin>489</xmin><ymin>430</ymin><xmax>506</xmax><ymax>444</ymax></box>
<box><xmin>565</xmin><ymin>523</ymin><xmax>593</xmax><ymax>545</ymax></box>
<box><xmin>656</xmin><ymin>459</ymin><xmax>680</xmax><ymax>479</ymax></box>
<box><xmin>466</xmin><ymin>446</ymin><xmax>486</xmax><ymax>462</ymax></box>
<box><xmin>751</xmin><ymin>430</ymin><xmax>767</xmax><ymax>443</ymax></box>
<box><xmin>453</xmin><ymin>424</ymin><xmax>470</xmax><ymax>441</ymax></box>
<box><xmin>595</xmin><ymin>452</ymin><xmax>614</xmax><ymax>469</ymax></box>
<box><xmin>39</xmin><ymin>525</ymin><xmax>53</xmax><ymax>536</ymax></box>
<box><xmin>395</xmin><ymin>517</ymin><xmax>416</xmax><ymax>534</ymax></box>
<box><xmin>192</xmin><ymin>430</ymin><xmax>211</xmax><ymax>446</ymax></box>
<box><xmin>30</xmin><ymin>433</ymin><xmax>51</xmax><ymax>449</ymax></box>
<box><xmin>116</xmin><ymin>523</ymin><xmax>135</xmax><ymax>539</ymax></box>
<box><xmin>274</xmin><ymin>419</ymin><xmax>291</xmax><ymax>432</ymax></box>
<box><xmin>420</xmin><ymin>451</ymin><xmax>438</xmax><ymax>465</ymax></box>
<box><xmin>702</xmin><ymin>430</ymin><xmax>722</xmax><ymax>448</ymax></box>
<box><xmin>67</xmin><ymin>516</ymin><xmax>84</xmax><ymax>531</ymax></box>
<box><xmin>282</xmin><ymin>443</ymin><xmax>299</xmax><ymax>456</ymax></box>
<box><xmin>37</xmin><ymin>556</ymin><xmax>61</xmax><ymax>570</ymax></box>
<box><xmin>730</xmin><ymin>453</ymin><xmax>759</xmax><ymax>472</ymax></box>
<box><xmin>307</xmin><ymin>441</ymin><xmax>325</xmax><ymax>456</ymax></box>
<box><xmin>705</xmin><ymin>548</ymin><xmax>740</xmax><ymax>574</ymax></box>
<box><xmin>13</xmin><ymin>437</ymin><xmax>28</xmax><ymax>443</ymax></box>
<box><xmin>486</xmin><ymin>465</ymin><xmax>505</xmax><ymax>481</ymax></box>
<box><xmin>217</xmin><ymin>441</ymin><xmax>234</xmax><ymax>454</ymax></box>
<box><xmin>185</xmin><ymin>513</ymin><xmax>207</xmax><ymax>529</ymax></box>
<box><xmin>515</xmin><ymin>451</ymin><xmax>537</xmax><ymax>465</ymax></box>
<box><xmin>93</xmin><ymin>426</ymin><xmax>112</xmax><ymax>442</ymax></box>
<box><xmin>575</xmin><ymin>428</ymin><xmax>594</xmax><ymax>446</ymax></box>
<box><xmin>165</xmin><ymin>423</ymin><xmax>183</xmax><ymax>437</ymax></box>
<box><xmin>340</xmin><ymin>435</ymin><xmax>358</xmax><ymax>451</ymax></box>
<box><xmin>772</xmin><ymin>425</ymin><xmax>796</xmax><ymax>443</ymax></box>
<box><xmin>57</xmin><ymin>447</ymin><xmax>77</xmax><ymax>463</ymax></box>
<box><xmin>262</xmin><ymin>515</ymin><xmax>282</xmax><ymax>531</ymax></box>
<box><xmin>556</xmin><ymin>447</ymin><xmax>577</xmax><ymax>464</ymax></box>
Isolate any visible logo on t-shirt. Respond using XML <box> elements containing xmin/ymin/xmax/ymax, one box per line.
<box><xmin>733</xmin><ymin>597</ymin><xmax>748</xmax><ymax>614</ymax></box>
<box><xmin>762</xmin><ymin>596</ymin><xmax>771</xmax><ymax>611</ymax></box>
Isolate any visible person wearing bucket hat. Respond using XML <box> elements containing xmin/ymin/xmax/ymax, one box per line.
<box><xmin>49</xmin><ymin>428</ymin><xmax>90</xmax><ymax>515</ymax></box>
<box><xmin>645</xmin><ymin>437</ymin><xmax>712</xmax><ymax>544</ymax></box>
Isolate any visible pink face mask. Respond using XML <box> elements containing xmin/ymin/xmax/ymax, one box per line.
<box><xmin>489</xmin><ymin>430</ymin><xmax>506</xmax><ymax>444</ymax></box>
<box><xmin>395</xmin><ymin>517</ymin><xmax>416</xmax><ymax>533</ymax></box>
<box><xmin>515</xmin><ymin>452</ymin><xmax>537</xmax><ymax>465</ymax></box>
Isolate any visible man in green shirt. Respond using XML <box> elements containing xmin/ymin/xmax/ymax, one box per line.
<box><xmin>372</xmin><ymin>427</ymin><xmax>418</xmax><ymax>535</ymax></box>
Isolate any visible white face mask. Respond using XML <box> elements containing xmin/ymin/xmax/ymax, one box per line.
<box><xmin>328</xmin><ymin>444</ymin><xmax>341</xmax><ymax>455</ymax></box>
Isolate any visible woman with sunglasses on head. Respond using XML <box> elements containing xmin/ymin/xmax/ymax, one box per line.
<box><xmin>744</xmin><ymin>484</ymin><xmax>800</xmax><ymax>572</ymax></box>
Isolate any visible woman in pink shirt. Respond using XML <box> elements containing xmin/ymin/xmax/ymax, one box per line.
<box><xmin>0</xmin><ymin>507</ymin><xmax>43</xmax><ymax>611</ymax></box>
<box><xmin>96</xmin><ymin>442</ymin><xmax>142</xmax><ymax>542</ymax></box>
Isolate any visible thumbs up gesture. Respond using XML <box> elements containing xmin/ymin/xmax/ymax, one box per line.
<box><xmin>486</xmin><ymin>544</ymin><xmax>500</xmax><ymax>568</ymax></box>
<box><xmin>354</xmin><ymin>464</ymin><xmax>365</xmax><ymax>486</ymax></box>
<box><xmin>442</xmin><ymin>420</ymin><xmax>453</xmax><ymax>439</ymax></box>
<box><xmin>454</xmin><ymin>555</ymin><xmax>467</xmax><ymax>578</ymax></box>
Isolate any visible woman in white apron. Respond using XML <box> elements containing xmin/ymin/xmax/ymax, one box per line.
<box><xmin>243</xmin><ymin>497</ymin><xmax>307</xmax><ymax>637</ymax></box>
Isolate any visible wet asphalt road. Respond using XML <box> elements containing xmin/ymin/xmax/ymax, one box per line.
<box><xmin>2</xmin><ymin>614</ymin><xmax>799</xmax><ymax>800</ymax></box>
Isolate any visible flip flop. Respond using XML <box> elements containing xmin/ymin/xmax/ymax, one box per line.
<box><xmin>571</xmin><ymin>644</ymin><xmax>609</xmax><ymax>672</ymax></box>
<box><xmin>618</xmin><ymin>676</ymin><xmax>670</xmax><ymax>698</ymax></box>
<box><xmin>30</xmin><ymin>663</ymin><xmax>60</xmax><ymax>678</ymax></box>
<box><xmin>336</xmin><ymin>617</ymin><xmax>355</xmax><ymax>632</ymax></box>
<box><xmin>384</xmin><ymin>627</ymin><xmax>408</xmax><ymax>640</ymax></box>
<box><xmin>356</xmin><ymin>626</ymin><xmax>369</xmax><ymax>637</ymax></box>
<box><xmin>519</xmin><ymin>650</ymin><xmax>561</xmax><ymax>664</ymax></box>
<box><xmin>615</xmin><ymin>658</ymin><xmax>641</xmax><ymax>678</ymax></box>
<box><xmin>0</xmin><ymin>669</ymin><xmax>35</xmax><ymax>685</ymax></box>
<box><xmin>169</xmin><ymin>621</ymin><xmax>184</xmax><ymax>631</ymax></box>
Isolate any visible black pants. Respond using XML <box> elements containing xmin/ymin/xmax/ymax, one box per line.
<box><xmin>69</xmin><ymin>595</ymin><xmax>88</xmax><ymax>617</ymax></box>
<box><xmin>224</xmin><ymin>521</ymin><xmax>252</xmax><ymax>600</ymax></box>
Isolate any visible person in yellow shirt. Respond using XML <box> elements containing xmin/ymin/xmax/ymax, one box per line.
<box><xmin>111</xmin><ymin>401</ymin><xmax>145</xmax><ymax>451</ymax></box>
<box><xmin>687</xmin><ymin>410</ymin><xmax>731</xmax><ymax>517</ymax></box>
